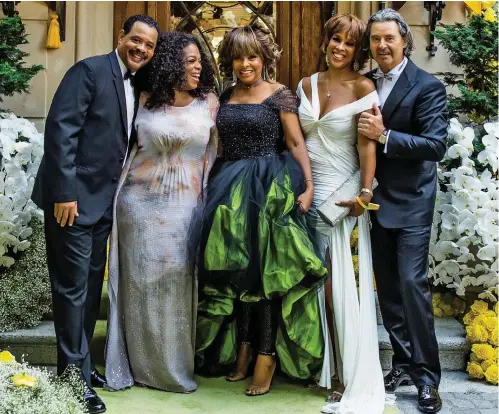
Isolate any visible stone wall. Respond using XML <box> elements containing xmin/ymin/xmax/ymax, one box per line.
<box><xmin>1</xmin><ymin>1</ymin><xmax>466</xmax><ymax>131</ymax></box>
<box><xmin>0</xmin><ymin>2</ymin><xmax>113</xmax><ymax>131</ymax></box>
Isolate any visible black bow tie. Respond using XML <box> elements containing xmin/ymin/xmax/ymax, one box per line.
<box><xmin>124</xmin><ymin>70</ymin><xmax>136</xmax><ymax>87</ymax></box>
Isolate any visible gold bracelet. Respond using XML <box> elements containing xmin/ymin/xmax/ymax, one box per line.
<box><xmin>355</xmin><ymin>196</ymin><xmax>380</xmax><ymax>211</ymax></box>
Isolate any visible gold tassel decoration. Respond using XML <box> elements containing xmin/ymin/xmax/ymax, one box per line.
<box><xmin>46</xmin><ymin>13</ymin><xmax>61</xmax><ymax>49</ymax></box>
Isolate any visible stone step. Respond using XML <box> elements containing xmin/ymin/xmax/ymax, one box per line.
<box><xmin>378</xmin><ymin>317</ymin><xmax>470</xmax><ymax>371</ymax></box>
<box><xmin>1</xmin><ymin>318</ymin><xmax>470</xmax><ymax>372</ymax></box>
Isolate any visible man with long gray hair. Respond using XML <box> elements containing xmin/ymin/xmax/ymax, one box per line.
<box><xmin>357</xmin><ymin>8</ymin><xmax>447</xmax><ymax>413</ymax></box>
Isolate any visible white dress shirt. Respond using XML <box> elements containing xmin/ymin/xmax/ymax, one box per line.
<box><xmin>115</xmin><ymin>49</ymin><xmax>135</xmax><ymax>139</ymax></box>
<box><xmin>375</xmin><ymin>57</ymin><xmax>408</xmax><ymax>152</ymax></box>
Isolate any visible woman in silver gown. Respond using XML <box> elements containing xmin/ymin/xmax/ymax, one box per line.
<box><xmin>105</xmin><ymin>32</ymin><xmax>218</xmax><ymax>393</ymax></box>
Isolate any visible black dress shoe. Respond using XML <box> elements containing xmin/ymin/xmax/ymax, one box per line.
<box><xmin>84</xmin><ymin>386</ymin><xmax>106</xmax><ymax>414</ymax></box>
<box><xmin>384</xmin><ymin>368</ymin><xmax>413</xmax><ymax>392</ymax></box>
<box><xmin>90</xmin><ymin>369</ymin><xmax>107</xmax><ymax>388</ymax></box>
<box><xmin>418</xmin><ymin>385</ymin><xmax>442</xmax><ymax>413</ymax></box>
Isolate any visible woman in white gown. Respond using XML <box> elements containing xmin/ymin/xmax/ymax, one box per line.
<box><xmin>297</xmin><ymin>14</ymin><xmax>385</xmax><ymax>414</ymax></box>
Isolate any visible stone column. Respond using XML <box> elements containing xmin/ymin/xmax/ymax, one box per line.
<box><xmin>76</xmin><ymin>2</ymin><xmax>114</xmax><ymax>62</ymax></box>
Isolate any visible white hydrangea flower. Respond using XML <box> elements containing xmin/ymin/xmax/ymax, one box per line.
<box><xmin>0</xmin><ymin>112</ymin><xmax>44</xmax><ymax>267</ymax></box>
<box><xmin>430</xmin><ymin>118</ymin><xmax>499</xmax><ymax>300</ymax></box>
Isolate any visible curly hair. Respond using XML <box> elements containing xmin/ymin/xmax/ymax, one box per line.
<box><xmin>135</xmin><ymin>32</ymin><xmax>215</xmax><ymax>109</ymax></box>
<box><xmin>218</xmin><ymin>22</ymin><xmax>281</xmax><ymax>81</ymax></box>
<box><xmin>321</xmin><ymin>14</ymin><xmax>369</xmax><ymax>72</ymax></box>
<box><xmin>123</xmin><ymin>14</ymin><xmax>159</xmax><ymax>36</ymax></box>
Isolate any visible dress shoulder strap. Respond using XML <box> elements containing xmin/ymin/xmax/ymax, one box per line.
<box><xmin>311</xmin><ymin>73</ymin><xmax>320</xmax><ymax>115</ymax></box>
<box><xmin>352</xmin><ymin>91</ymin><xmax>380</xmax><ymax>115</ymax></box>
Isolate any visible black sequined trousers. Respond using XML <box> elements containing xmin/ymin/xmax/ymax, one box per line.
<box><xmin>237</xmin><ymin>300</ymin><xmax>279</xmax><ymax>355</ymax></box>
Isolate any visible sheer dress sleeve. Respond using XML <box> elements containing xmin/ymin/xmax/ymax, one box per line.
<box><xmin>267</xmin><ymin>86</ymin><xmax>300</xmax><ymax>114</ymax></box>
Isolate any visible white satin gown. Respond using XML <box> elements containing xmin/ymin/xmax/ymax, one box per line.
<box><xmin>297</xmin><ymin>73</ymin><xmax>385</xmax><ymax>414</ymax></box>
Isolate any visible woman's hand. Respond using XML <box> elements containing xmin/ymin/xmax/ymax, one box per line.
<box><xmin>296</xmin><ymin>187</ymin><xmax>314</xmax><ymax>213</ymax></box>
<box><xmin>336</xmin><ymin>193</ymin><xmax>371</xmax><ymax>217</ymax></box>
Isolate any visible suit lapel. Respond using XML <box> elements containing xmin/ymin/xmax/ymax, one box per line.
<box><xmin>381</xmin><ymin>59</ymin><xmax>419</xmax><ymax>122</ymax></box>
<box><xmin>108</xmin><ymin>52</ymin><xmax>128</xmax><ymax>138</ymax></box>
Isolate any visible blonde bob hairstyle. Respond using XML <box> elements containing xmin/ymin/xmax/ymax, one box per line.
<box><xmin>321</xmin><ymin>14</ymin><xmax>369</xmax><ymax>72</ymax></box>
<box><xmin>218</xmin><ymin>23</ymin><xmax>281</xmax><ymax>81</ymax></box>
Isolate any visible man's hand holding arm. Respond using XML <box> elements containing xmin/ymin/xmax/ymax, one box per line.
<box><xmin>358</xmin><ymin>81</ymin><xmax>448</xmax><ymax>162</ymax></box>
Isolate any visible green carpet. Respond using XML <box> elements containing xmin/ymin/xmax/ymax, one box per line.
<box><xmin>92</xmin><ymin>322</ymin><xmax>400</xmax><ymax>414</ymax></box>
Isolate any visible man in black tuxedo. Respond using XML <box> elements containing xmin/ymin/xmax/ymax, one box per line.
<box><xmin>358</xmin><ymin>9</ymin><xmax>448</xmax><ymax>414</ymax></box>
<box><xmin>31</xmin><ymin>14</ymin><xmax>159</xmax><ymax>413</ymax></box>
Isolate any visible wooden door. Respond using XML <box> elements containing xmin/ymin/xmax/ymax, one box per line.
<box><xmin>113</xmin><ymin>1</ymin><xmax>332</xmax><ymax>92</ymax></box>
<box><xmin>113</xmin><ymin>1</ymin><xmax>171</xmax><ymax>46</ymax></box>
<box><xmin>276</xmin><ymin>2</ymin><xmax>334</xmax><ymax>92</ymax></box>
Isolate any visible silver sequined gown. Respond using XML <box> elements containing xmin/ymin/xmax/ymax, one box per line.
<box><xmin>105</xmin><ymin>94</ymin><xmax>218</xmax><ymax>392</ymax></box>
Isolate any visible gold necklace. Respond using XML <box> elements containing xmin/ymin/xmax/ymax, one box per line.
<box><xmin>325</xmin><ymin>73</ymin><xmax>332</xmax><ymax>98</ymax></box>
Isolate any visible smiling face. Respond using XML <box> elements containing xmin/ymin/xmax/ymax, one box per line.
<box><xmin>370</xmin><ymin>21</ymin><xmax>407</xmax><ymax>73</ymax></box>
<box><xmin>183</xmin><ymin>43</ymin><xmax>202</xmax><ymax>90</ymax></box>
<box><xmin>117</xmin><ymin>21</ymin><xmax>158</xmax><ymax>73</ymax></box>
<box><xmin>232</xmin><ymin>53</ymin><xmax>264</xmax><ymax>85</ymax></box>
<box><xmin>326</xmin><ymin>29</ymin><xmax>357</xmax><ymax>71</ymax></box>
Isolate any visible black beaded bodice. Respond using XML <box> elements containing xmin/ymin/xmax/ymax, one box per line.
<box><xmin>217</xmin><ymin>86</ymin><xmax>299</xmax><ymax>160</ymax></box>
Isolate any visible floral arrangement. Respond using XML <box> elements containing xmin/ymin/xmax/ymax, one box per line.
<box><xmin>0</xmin><ymin>350</ymin><xmax>86</xmax><ymax>413</ymax></box>
<box><xmin>429</xmin><ymin>118</ymin><xmax>498</xmax><ymax>302</ymax></box>
<box><xmin>432</xmin><ymin>292</ymin><xmax>466</xmax><ymax>317</ymax></box>
<box><xmin>0</xmin><ymin>111</ymin><xmax>43</xmax><ymax>268</ymax></box>
<box><xmin>0</xmin><ymin>218</ymin><xmax>50</xmax><ymax>332</ymax></box>
<box><xmin>464</xmin><ymin>300</ymin><xmax>498</xmax><ymax>385</ymax></box>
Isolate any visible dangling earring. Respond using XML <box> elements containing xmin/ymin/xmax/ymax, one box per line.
<box><xmin>232</xmin><ymin>70</ymin><xmax>237</xmax><ymax>84</ymax></box>
<box><xmin>262</xmin><ymin>66</ymin><xmax>270</xmax><ymax>81</ymax></box>
<box><xmin>353</xmin><ymin>60</ymin><xmax>360</xmax><ymax>72</ymax></box>
<box><xmin>325</xmin><ymin>56</ymin><xmax>330</xmax><ymax>68</ymax></box>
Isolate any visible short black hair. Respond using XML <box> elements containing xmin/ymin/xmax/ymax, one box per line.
<box><xmin>123</xmin><ymin>14</ymin><xmax>160</xmax><ymax>36</ymax></box>
<box><xmin>135</xmin><ymin>32</ymin><xmax>215</xmax><ymax>109</ymax></box>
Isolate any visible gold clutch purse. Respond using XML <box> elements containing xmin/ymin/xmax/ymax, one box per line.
<box><xmin>316</xmin><ymin>170</ymin><xmax>379</xmax><ymax>227</ymax></box>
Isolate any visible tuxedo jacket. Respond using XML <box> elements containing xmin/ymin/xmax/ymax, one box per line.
<box><xmin>32</xmin><ymin>52</ymin><xmax>138</xmax><ymax>225</ymax></box>
<box><xmin>367</xmin><ymin>59</ymin><xmax>448</xmax><ymax>229</ymax></box>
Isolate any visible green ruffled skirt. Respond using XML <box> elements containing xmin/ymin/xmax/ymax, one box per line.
<box><xmin>193</xmin><ymin>153</ymin><xmax>327</xmax><ymax>380</ymax></box>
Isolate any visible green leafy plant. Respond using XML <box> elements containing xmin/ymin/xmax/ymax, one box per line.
<box><xmin>433</xmin><ymin>8</ymin><xmax>498</xmax><ymax>123</ymax></box>
<box><xmin>0</xmin><ymin>15</ymin><xmax>43</xmax><ymax>104</ymax></box>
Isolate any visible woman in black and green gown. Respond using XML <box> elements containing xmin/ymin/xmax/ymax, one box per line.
<box><xmin>193</xmin><ymin>23</ymin><xmax>328</xmax><ymax>396</ymax></box>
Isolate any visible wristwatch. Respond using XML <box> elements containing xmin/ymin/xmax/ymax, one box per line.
<box><xmin>378</xmin><ymin>129</ymin><xmax>389</xmax><ymax>145</ymax></box>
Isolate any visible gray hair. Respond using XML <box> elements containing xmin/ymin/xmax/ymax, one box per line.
<box><xmin>365</xmin><ymin>8</ymin><xmax>415</xmax><ymax>57</ymax></box>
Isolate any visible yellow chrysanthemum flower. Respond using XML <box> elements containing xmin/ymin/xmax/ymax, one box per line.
<box><xmin>485</xmin><ymin>364</ymin><xmax>498</xmax><ymax>385</ymax></box>
<box><xmin>350</xmin><ymin>228</ymin><xmax>359</xmax><ymax>250</ymax></box>
<box><xmin>483</xmin><ymin>7</ymin><xmax>497</xmax><ymax>22</ymax></box>
<box><xmin>0</xmin><ymin>350</ymin><xmax>15</xmax><ymax>364</ymax></box>
<box><xmin>463</xmin><ymin>311</ymin><xmax>476</xmax><ymax>326</ymax></box>
<box><xmin>352</xmin><ymin>255</ymin><xmax>359</xmax><ymax>275</ymax></box>
<box><xmin>470</xmin><ymin>352</ymin><xmax>480</xmax><ymax>363</ymax></box>
<box><xmin>467</xmin><ymin>323</ymin><xmax>489</xmax><ymax>343</ymax></box>
<box><xmin>434</xmin><ymin>308</ymin><xmax>444</xmax><ymax>317</ymax></box>
<box><xmin>490</xmin><ymin>327</ymin><xmax>499</xmax><ymax>347</ymax></box>
<box><xmin>472</xmin><ymin>343</ymin><xmax>496</xmax><ymax>361</ymax></box>
<box><xmin>481</xmin><ymin>359</ymin><xmax>495</xmax><ymax>372</ymax></box>
<box><xmin>471</xmin><ymin>300</ymin><xmax>490</xmax><ymax>315</ymax></box>
<box><xmin>11</xmin><ymin>373</ymin><xmax>38</xmax><ymax>387</ymax></box>
<box><xmin>485</xmin><ymin>316</ymin><xmax>498</xmax><ymax>332</ymax></box>
<box><xmin>467</xmin><ymin>361</ymin><xmax>485</xmax><ymax>379</ymax></box>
